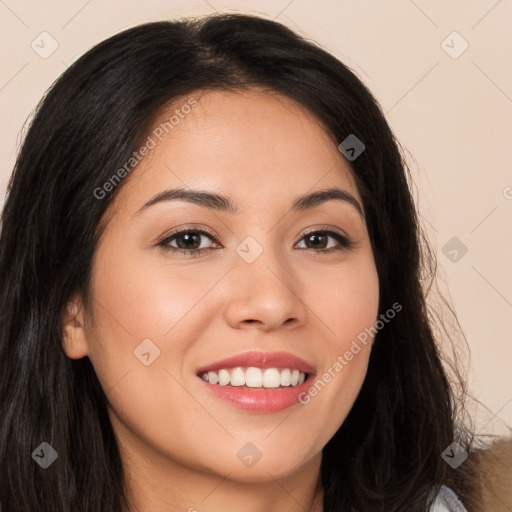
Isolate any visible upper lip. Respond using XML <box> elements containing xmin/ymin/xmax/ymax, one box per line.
<box><xmin>196</xmin><ymin>351</ymin><xmax>316</xmax><ymax>375</ymax></box>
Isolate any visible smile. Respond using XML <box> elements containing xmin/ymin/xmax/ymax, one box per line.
<box><xmin>199</xmin><ymin>366</ymin><xmax>307</xmax><ymax>388</ymax></box>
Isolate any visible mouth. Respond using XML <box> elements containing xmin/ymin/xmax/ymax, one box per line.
<box><xmin>195</xmin><ymin>351</ymin><xmax>316</xmax><ymax>412</ymax></box>
<box><xmin>197</xmin><ymin>366</ymin><xmax>309</xmax><ymax>389</ymax></box>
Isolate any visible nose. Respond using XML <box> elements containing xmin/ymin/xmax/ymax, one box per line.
<box><xmin>223</xmin><ymin>246</ymin><xmax>308</xmax><ymax>332</ymax></box>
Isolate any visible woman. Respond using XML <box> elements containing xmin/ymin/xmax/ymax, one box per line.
<box><xmin>0</xmin><ymin>13</ymin><xmax>478</xmax><ymax>511</ymax></box>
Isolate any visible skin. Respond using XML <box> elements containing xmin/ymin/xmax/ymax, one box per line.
<box><xmin>62</xmin><ymin>88</ymin><xmax>380</xmax><ymax>512</ymax></box>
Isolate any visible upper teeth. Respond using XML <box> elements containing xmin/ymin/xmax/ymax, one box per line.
<box><xmin>200</xmin><ymin>367</ymin><xmax>306</xmax><ymax>388</ymax></box>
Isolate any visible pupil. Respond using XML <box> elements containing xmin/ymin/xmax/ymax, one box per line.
<box><xmin>308</xmin><ymin>234</ymin><xmax>326</xmax><ymax>248</ymax></box>
<box><xmin>178</xmin><ymin>233</ymin><xmax>200</xmax><ymax>249</ymax></box>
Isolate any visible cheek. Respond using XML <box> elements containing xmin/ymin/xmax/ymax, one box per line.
<box><xmin>82</xmin><ymin>248</ymin><xmax>231</xmax><ymax>429</ymax></box>
<box><xmin>298</xmin><ymin>256</ymin><xmax>379</xmax><ymax>435</ymax></box>
<box><xmin>86</xmin><ymin>246</ymin><xmax>222</xmax><ymax>361</ymax></box>
<box><xmin>82</xmin><ymin>252</ymin><xmax>220</xmax><ymax>469</ymax></box>
<box><xmin>310</xmin><ymin>255</ymin><xmax>380</xmax><ymax>347</ymax></box>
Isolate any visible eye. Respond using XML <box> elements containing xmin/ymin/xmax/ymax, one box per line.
<box><xmin>157</xmin><ymin>227</ymin><xmax>352</xmax><ymax>257</ymax></box>
<box><xmin>296</xmin><ymin>230</ymin><xmax>352</xmax><ymax>253</ymax></box>
<box><xmin>157</xmin><ymin>228</ymin><xmax>219</xmax><ymax>256</ymax></box>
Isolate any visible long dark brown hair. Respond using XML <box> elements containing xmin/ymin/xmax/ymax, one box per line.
<box><xmin>0</xmin><ymin>13</ymin><xmax>477</xmax><ymax>511</ymax></box>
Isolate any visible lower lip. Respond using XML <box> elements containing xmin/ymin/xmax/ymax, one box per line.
<box><xmin>198</xmin><ymin>375</ymin><xmax>315</xmax><ymax>413</ymax></box>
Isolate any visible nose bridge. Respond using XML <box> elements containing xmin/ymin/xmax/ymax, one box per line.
<box><xmin>235</xmin><ymin>233</ymin><xmax>292</xmax><ymax>290</ymax></box>
<box><xmin>223</xmin><ymin>234</ymin><xmax>306</xmax><ymax>330</ymax></box>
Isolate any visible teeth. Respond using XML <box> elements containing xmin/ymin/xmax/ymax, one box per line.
<box><xmin>280</xmin><ymin>368</ymin><xmax>291</xmax><ymax>386</ymax></box>
<box><xmin>245</xmin><ymin>367</ymin><xmax>262</xmax><ymax>387</ymax></box>
<box><xmin>231</xmin><ymin>367</ymin><xmax>245</xmax><ymax>386</ymax></box>
<box><xmin>200</xmin><ymin>367</ymin><xmax>307</xmax><ymax>388</ymax></box>
<box><xmin>218</xmin><ymin>369</ymin><xmax>230</xmax><ymax>386</ymax></box>
<box><xmin>263</xmin><ymin>368</ymin><xmax>281</xmax><ymax>388</ymax></box>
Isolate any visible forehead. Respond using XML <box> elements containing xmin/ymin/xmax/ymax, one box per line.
<box><xmin>110</xmin><ymin>88</ymin><xmax>361</xmax><ymax>216</ymax></box>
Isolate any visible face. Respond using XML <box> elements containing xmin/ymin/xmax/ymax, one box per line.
<box><xmin>63</xmin><ymin>89</ymin><xmax>379</xmax><ymax>486</ymax></box>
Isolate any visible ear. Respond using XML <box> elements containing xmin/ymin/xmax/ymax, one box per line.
<box><xmin>61</xmin><ymin>293</ymin><xmax>89</xmax><ymax>359</ymax></box>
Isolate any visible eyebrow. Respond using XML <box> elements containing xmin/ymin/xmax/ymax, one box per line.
<box><xmin>134</xmin><ymin>186</ymin><xmax>364</xmax><ymax>218</ymax></box>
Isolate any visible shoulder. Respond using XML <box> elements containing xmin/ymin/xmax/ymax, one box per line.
<box><xmin>430</xmin><ymin>485</ymin><xmax>468</xmax><ymax>512</ymax></box>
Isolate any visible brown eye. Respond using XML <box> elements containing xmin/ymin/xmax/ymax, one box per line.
<box><xmin>303</xmin><ymin>233</ymin><xmax>329</xmax><ymax>249</ymax></box>
<box><xmin>173</xmin><ymin>232</ymin><xmax>203</xmax><ymax>250</ymax></box>
<box><xmin>157</xmin><ymin>229</ymin><xmax>218</xmax><ymax>256</ymax></box>
<box><xmin>296</xmin><ymin>231</ymin><xmax>351</xmax><ymax>252</ymax></box>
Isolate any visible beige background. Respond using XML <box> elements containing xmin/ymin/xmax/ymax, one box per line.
<box><xmin>1</xmin><ymin>0</ymin><xmax>511</xmax><ymax>437</ymax></box>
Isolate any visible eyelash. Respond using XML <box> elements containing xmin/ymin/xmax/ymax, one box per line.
<box><xmin>156</xmin><ymin>227</ymin><xmax>353</xmax><ymax>258</ymax></box>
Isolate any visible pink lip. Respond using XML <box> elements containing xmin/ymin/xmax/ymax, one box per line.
<box><xmin>196</xmin><ymin>351</ymin><xmax>316</xmax><ymax>375</ymax></box>
<box><xmin>199</xmin><ymin>377</ymin><xmax>314</xmax><ymax>413</ymax></box>
<box><xmin>196</xmin><ymin>351</ymin><xmax>316</xmax><ymax>413</ymax></box>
